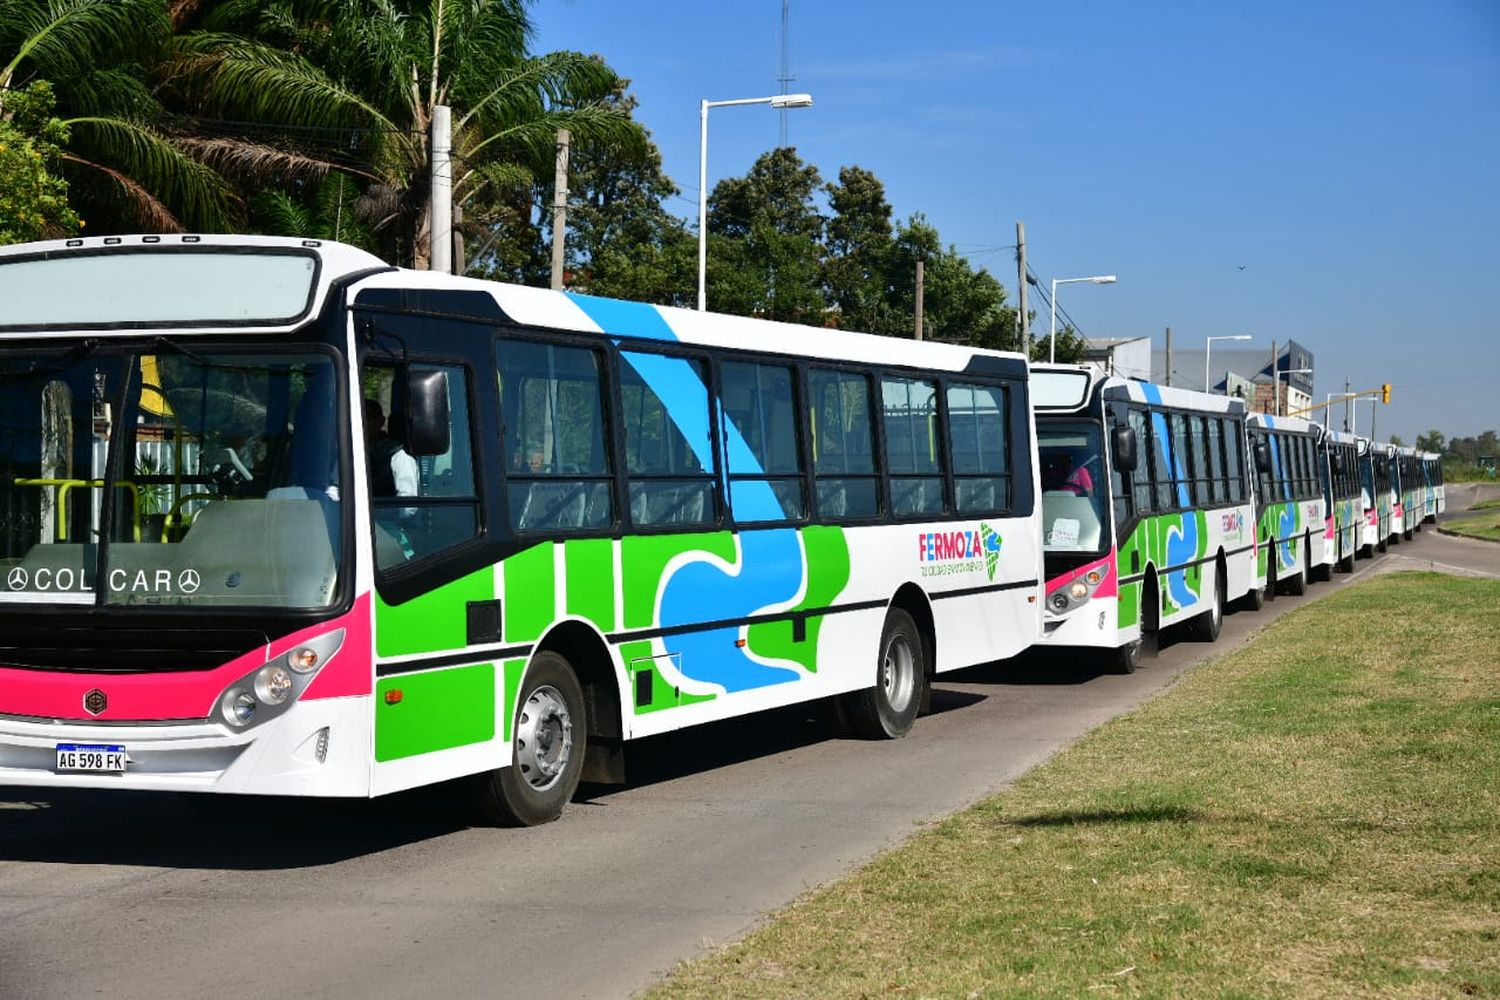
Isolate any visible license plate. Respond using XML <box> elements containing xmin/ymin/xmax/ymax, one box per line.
<box><xmin>55</xmin><ymin>743</ymin><xmax>127</xmax><ymax>773</ymax></box>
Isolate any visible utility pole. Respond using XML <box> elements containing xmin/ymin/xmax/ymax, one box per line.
<box><xmin>550</xmin><ymin>128</ymin><xmax>570</xmax><ymax>290</ymax></box>
<box><xmin>429</xmin><ymin>105</ymin><xmax>452</xmax><ymax>273</ymax></box>
<box><xmin>1270</xmin><ymin>340</ymin><xmax>1279</xmax><ymax>415</ymax></box>
<box><xmin>914</xmin><ymin>259</ymin><xmax>925</xmax><ymax>341</ymax></box>
<box><xmin>1015</xmin><ymin>220</ymin><xmax>1028</xmax><ymax>354</ymax></box>
<box><xmin>1164</xmin><ymin>327</ymin><xmax>1173</xmax><ymax>386</ymax></box>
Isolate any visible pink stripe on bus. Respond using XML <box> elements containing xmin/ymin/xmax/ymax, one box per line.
<box><xmin>0</xmin><ymin>593</ymin><xmax>372</xmax><ymax>722</ymax></box>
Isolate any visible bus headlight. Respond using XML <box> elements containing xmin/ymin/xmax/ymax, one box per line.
<box><xmin>255</xmin><ymin>665</ymin><xmax>294</xmax><ymax>705</ymax></box>
<box><xmin>222</xmin><ymin>688</ymin><xmax>257</xmax><ymax>727</ymax></box>
<box><xmin>212</xmin><ymin>628</ymin><xmax>346</xmax><ymax>732</ymax></box>
<box><xmin>1068</xmin><ymin>581</ymin><xmax>1089</xmax><ymax>601</ymax></box>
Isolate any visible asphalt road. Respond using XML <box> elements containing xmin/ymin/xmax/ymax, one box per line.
<box><xmin>3</xmin><ymin>522</ymin><xmax>1496</xmax><ymax>1000</ymax></box>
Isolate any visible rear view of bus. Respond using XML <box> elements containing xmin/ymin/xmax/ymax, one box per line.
<box><xmin>1033</xmin><ymin>366</ymin><xmax>1258</xmax><ymax>674</ymax></box>
<box><xmin>1356</xmin><ymin>437</ymin><xmax>1392</xmax><ymax>556</ymax></box>
<box><xmin>0</xmin><ymin>236</ymin><xmax>383</xmax><ymax>796</ymax></box>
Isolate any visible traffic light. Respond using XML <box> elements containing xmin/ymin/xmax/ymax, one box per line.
<box><xmin>1381</xmin><ymin>383</ymin><xmax>1392</xmax><ymax>404</ymax></box>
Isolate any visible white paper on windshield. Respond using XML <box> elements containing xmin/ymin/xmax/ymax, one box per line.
<box><xmin>1049</xmin><ymin>518</ymin><xmax>1081</xmax><ymax>548</ymax></box>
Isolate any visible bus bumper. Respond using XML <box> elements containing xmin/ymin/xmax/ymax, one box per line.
<box><xmin>0</xmin><ymin>697</ymin><xmax>370</xmax><ymax>796</ymax></box>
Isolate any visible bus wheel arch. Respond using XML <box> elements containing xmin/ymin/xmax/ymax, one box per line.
<box><xmin>536</xmin><ymin>620</ymin><xmax>625</xmax><ymax>784</ymax></box>
<box><xmin>1187</xmin><ymin>552</ymin><xmax>1226</xmax><ymax>643</ymax></box>
<box><xmin>474</xmin><ymin>648</ymin><xmax>588</xmax><ymax>827</ymax></box>
<box><xmin>840</xmin><ymin>587</ymin><xmax>930</xmax><ymax>738</ymax></box>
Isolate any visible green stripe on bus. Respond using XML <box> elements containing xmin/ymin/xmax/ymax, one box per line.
<box><xmin>375</xmin><ymin>565</ymin><xmax>495</xmax><ymax>657</ymax></box>
<box><xmin>375</xmin><ymin>663</ymin><xmax>495</xmax><ymax>761</ymax></box>
<box><xmin>564</xmin><ymin>537</ymin><xmax>615</xmax><ymax>631</ymax></box>
<box><xmin>746</xmin><ymin>525</ymin><xmax>850</xmax><ymax>674</ymax></box>
<box><xmin>504</xmin><ymin>542</ymin><xmax>556</xmax><ymax>641</ymax></box>
<box><xmin>620</xmin><ymin>531</ymin><xmax>737</xmax><ymax>630</ymax></box>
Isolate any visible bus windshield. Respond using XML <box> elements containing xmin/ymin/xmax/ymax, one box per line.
<box><xmin>0</xmin><ymin>345</ymin><xmax>343</xmax><ymax>609</ymax></box>
<box><xmin>1038</xmin><ymin>420</ymin><xmax>1107</xmax><ymax>552</ymax></box>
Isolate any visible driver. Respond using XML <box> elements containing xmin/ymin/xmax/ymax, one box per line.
<box><xmin>365</xmin><ymin>399</ymin><xmax>419</xmax><ymax>511</ymax></box>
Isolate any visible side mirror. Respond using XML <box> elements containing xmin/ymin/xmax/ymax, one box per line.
<box><xmin>1254</xmin><ymin>441</ymin><xmax>1271</xmax><ymax>473</ymax></box>
<box><xmin>405</xmin><ymin>368</ymin><xmax>451</xmax><ymax>456</ymax></box>
<box><xmin>1111</xmin><ymin>425</ymin><xmax>1138</xmax><ymax>473</ymax></box>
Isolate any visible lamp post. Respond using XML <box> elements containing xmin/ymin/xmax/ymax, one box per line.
<box><xmin>1049</xmin><ymin>275</ymin><xmax>1116</xmax><ymax>362</ymax></box>
<box><xmin>1352</xmin><ymin>396</ymin><xmax>1377</xmax><ymax>438</ymax></box>
<box><xmin>698</xmin><ymin>92</ymin><xmax>813</xmax><ymax>311</ymax></box>
<box><xmin>1205</xmin><ymin>334</ymin><xmax>1252</xmax><ymax>393</ymax></box>
<box><xmin>1274</xmin><ymin>368</ymin><xmax>1313</xmax><ymax>416</ymax></box>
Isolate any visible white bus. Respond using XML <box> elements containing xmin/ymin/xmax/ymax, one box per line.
<box><xmin>0</xmin><ymin>235</ymin><xmax>1043</xmax><ymax>824</ymax></box>
<box><xmin>1246</xmin><ymin>413</ymin><xmax>1326</xmax><ymax>596</ymax></box>
<box><xmin>1356</xmin><ymin>436</ymin><xmax>1393</xmax><ymax>556</ymax></box>
<box><xmin>1032</xmin><ymin>366</ymin><xmax>1258</xmax><ymax>674</ymax></box>
<box><xmin>1319</xmin><ymin>428</ymin><xmax>1361</xmax><ymax>576</ymax></box>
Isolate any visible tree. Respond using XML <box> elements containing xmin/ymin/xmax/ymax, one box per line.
<box><xmin>886</xmin><ymin>214</ymin><xmax>1019</xmax><ymax>351</ymax></box>
<box><xmin>1</xmin><ymin>0</ymin><xmax>237</xmax><ymax>231</ymax></box>
<box><xmin>1415</xmin><ymin>429</ymin><xmax>1446</xmax><ymax>454</ymax></box>
<box><xmin>529</xmin><ymin>84</ymin><xmax>694</xmax><ymax>305</ymax></box>
<box><xmin>706</xmin><ymin>146</ymin><xmax>825</xmax><ymax>323</ymax></box>
<box><xmin>823</xmin><ymin>165</ymin><xmax>897</xmax><ymax>334</ymax></box>
<box><xmin>168</xmin><ymin>0</ymin><xmax>641</xmax><ymax>267</ymax></box>
<box><xmin>1388</xmin><ymin>434</ymin><xmax>1404</xmax><ymax>447</ymax></box>
<box><xmin>0</xmin><ymin>81</ymin><xmax>80</xmax><ymax>243</ymax></box>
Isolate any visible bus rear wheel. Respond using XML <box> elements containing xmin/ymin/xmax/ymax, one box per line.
<box><xmin>843</xmin><ymin>608</ymin><xmax>924</xmax><ymax>739</ymax></box>
<box><xmin>1186</xmin><ymin>564</ymin><xmax>1225</xmax><ymax>643</ymax></box>
<box><xmin>1339</xmin><ymin>541</ymin><xmax>1356</xmax><ymax>574</ymax></box>
<box><xmin>474</xmin><ymin>651</ymin><xmax>587</xmax><ymax>827</ymax></box>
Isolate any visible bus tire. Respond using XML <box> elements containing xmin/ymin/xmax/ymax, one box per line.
<box><xmin>1339</xmin><ymin>541</ymin><xmax>1356</xmax><ymax>574</ymax></box>
<box><xmin>1106</xmin><ymin>640</ymin><xmax>1141</xmax><ymax>675</ymax></box>
<box><xmin>1239</xmin><ymin>582</ymin><xmax>1267</xmax><ymax>612</ymax></box>
<box><xmin>843</xmin><ymin>608</ymin><xmax>924</xmax><ymax>739</ymax></box>
<box><xmin>1187</xmin><ymin>563</ymin><xmax>1225</xmax><ymax>643</ymax></box>
<box><xmin>474</xmin><ymin>651</ymin><xmax>587</xmax><ymax>827</ymax></box>
<box><xmin>1283</xmin><ymin>553</ymin><xmax>1307</xmax><ymax>596</ymax></box>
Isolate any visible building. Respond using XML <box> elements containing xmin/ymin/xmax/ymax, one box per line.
<box><xmin>1148</xmin><ymin>339</ymin><xmax>1315</xmax><ymax>416</ymax></box>
<box><xmin>1080</xmin><ymin>336</ymin><xmax>1152</xmax><ymax>381</ymax></box>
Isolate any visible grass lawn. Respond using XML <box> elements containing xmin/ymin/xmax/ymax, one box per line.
<box><xmin>1470</xmin><ymin>499</ymin><xmax>1500</xmax><ymax>512</ymax></box>
<box><xmin>1444</xmin><ymin>513</ymin><xmax>1500</xmax><ymax>542</ymax></box>
<box><xmin>647</xmin><ymin>572</ymin><xmax>1500</xmax><ymax>999</ymax></box>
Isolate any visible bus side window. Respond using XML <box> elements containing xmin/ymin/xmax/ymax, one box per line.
<box><xmin>945</xmin><ymin>380</ymin><xmax>1008</xmax><ymax>515</ymax></box>
<box><xmin>881</xmin><ymin>375</ymin><xmax>945</xmax><ymax>518</ymax></box>
<box><xmin>1224</xmin><ymin>419</ymin><xmax>1245</xmax><ymax>504</ymax></box>
<box><xmin>808</xmin><ymin>368</ymin><xmax>878</xmax><ymax>521</ymax></box>
<box><xmin>1206</xmin><ymin>417</ymin><xmax>1226</xmax><ymax>504</ymax></box>
<box><xmin>618</xmin><ymin>350</ymin><xmax>717</xmax><ymax>529</ymax></box>
<box><xmin>1151</xmin><ymin>410</ymin><xmax>1176</xmax><ymax>512</ymax></box>
<box><xmin>365</xmin><ymin>362</ymin><xmax>479</xmax><ymax>571</ymax></box>
<box><xmin>1129</xmin><ymin>408</ymin><xmax>1154</xmax><ymax>515</ymax></box>
<box><xmin>496</xmin><ymin>338</ymin><xmax>613</xmax><ymax>533</ymax></box>
<box><xmin>719</xmin><ymin>360</ymin><xmax>805</xmax><ymax>523</ymax></box>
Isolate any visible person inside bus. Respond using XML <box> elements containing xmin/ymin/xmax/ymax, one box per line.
<box><xmin>365</xmin><ymin>398</ymin><xmax>419</xmax><ymax>509</ymax></box>
<box><xmin>1044</xmin><ymin>451</ymin><xmax>1094</xmax><ymax>496</ymax></box>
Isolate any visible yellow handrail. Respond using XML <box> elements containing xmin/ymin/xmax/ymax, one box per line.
<box><xmin>12</xmin><ymin>479</ymin><xmax>142</xmax><ymax>542</ymax></box>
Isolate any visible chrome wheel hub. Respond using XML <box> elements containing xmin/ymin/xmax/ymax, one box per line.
<box><xmin>515</xmin><ymin>684</ymin><xmax>573</xmax><ymax>792</ymax></box>
<box><xmin>882</xmin><ymin>634</ymin><xmax>917</xmax><ymax>714</ymax></box>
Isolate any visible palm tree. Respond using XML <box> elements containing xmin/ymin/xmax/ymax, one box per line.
<box><xmin>165</xmin><ymin>0</ymin><xmax>641</xmax><ymax>268</ymax></box>
<box><xmin>0</xmin><ymin>0</ymin><xmax>238</xmax><ymax>232</ymax></box>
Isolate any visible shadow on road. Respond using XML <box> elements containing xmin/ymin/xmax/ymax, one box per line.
<box><xmin>580</xmin><ymin>687</ymin><xmax>989</xmax><ymax>800</ymax></box>
<box><xmin>0</xmin><ymin>783</ymin><xmax>469</xmax><ymax>870</ymax></box>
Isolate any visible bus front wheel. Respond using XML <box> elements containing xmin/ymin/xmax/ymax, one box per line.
<box><xmin>843</xmin><ymin>608</ymin><xmax>924</xmax><ymax>739</ymax></box>
<box><xmin>1186</xmin><ymin>564</ymin><xmax>1225</xmax><ymax>643</ymax></box>
<box><xmin>474</xmin><ymin>652</ymin><xmax>587</xmax><ymax>827</ymax></box>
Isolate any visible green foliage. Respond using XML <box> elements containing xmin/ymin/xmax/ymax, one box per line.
<box><xmin>707</xmin><ymin>146</ymin><xmax>827</xmax><ymax>323</ymax></box>
<box><xmin>0</xmin><ymin>81</ymin><xmax>80</xmax><ymax>243</ymax></box>
<box><xmin>250</xmin><ymin>171</ymin><xmax>376</xmax><ymax>252</ymax></box>
<box><xmin>170</xmin><ymin>1</ymin><xmax>641</xmax><ymax>267</ymax></box>
<box><xmin>2</xmin><ymin>0</ymin><xmax>239</xmax><ymax>232</ymax></box>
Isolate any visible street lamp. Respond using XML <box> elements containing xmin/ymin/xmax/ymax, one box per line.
<box><xmin>1205</xmin><ymin>334</ymin><xmax>1252</xmax><ymax>394</ymax></box>
<box><xmin>1274</xmin><ymin>367</ymin><xmax>1313</xmax><ymax>416</ymax></box>
<box><xmin>698</xmin><ymin>92</ymin><xmax>814</xmax><ymax>311</ymax></box>
<box><xmin>1049</xmin><ymin>275</ymin><xmax>1116</xmax><ymax>362</ymax></box>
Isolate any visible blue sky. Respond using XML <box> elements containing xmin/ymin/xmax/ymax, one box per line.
<box><xmin>532</xmin><ymin>0</ymin><xmax>1500</xmax><ymax>443</ymax></box>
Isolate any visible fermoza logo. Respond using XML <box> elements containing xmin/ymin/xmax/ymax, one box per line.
<box><xmin>917</xmin><ymin>523</ymin><xmax>1003</xmax><ymax>581</ymax></box>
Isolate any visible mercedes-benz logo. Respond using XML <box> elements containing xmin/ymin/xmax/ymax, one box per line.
<box><xmin>6</xmin><ymin>567</ymin><xmax>27</xmax><ymax>590</ymax></box>
<box><xmin>177</xmin><ymin>569</ymin><xmax>201</xmax><ymax>594</ymax></box>
<box><xmin>84</xmin><ymin>688</ymin><xmax>107</xmax><ymax>716</ymax></box>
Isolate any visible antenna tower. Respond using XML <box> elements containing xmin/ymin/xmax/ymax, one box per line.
<box><xmin>778</xmin><ymin>0</ymin><xmax>794</xmax><ymax>147</ymax></box>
